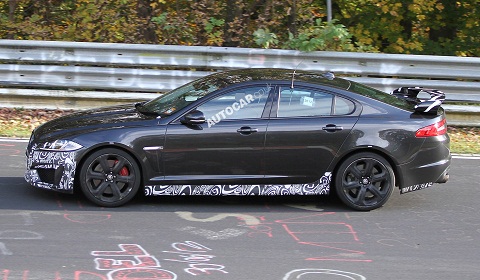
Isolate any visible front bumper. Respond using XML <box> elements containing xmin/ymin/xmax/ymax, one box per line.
<box><xmin>25</xmin><ymin>144</ymin><xmax>77</xmax><ymax>193</ymax></box>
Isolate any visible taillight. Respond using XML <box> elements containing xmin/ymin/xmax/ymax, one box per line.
<box><xmin>415</xmin><ymin>118</ymin><xmax>447</xmax><ymax>137</ymax></box>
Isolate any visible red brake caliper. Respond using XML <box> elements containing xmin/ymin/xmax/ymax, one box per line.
<box><xmin>119</xmin><ymin>166</ymin><xmax>129</xmax><ymax>176</ymax></box>
<box><xmin>114</xmin><ymin>160</ymin><xmax>130</xmax><ymax>176</ymax></box>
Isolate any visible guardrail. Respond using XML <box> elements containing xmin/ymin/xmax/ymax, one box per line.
<box><xmin>0</xmin><ymin>40</ymin><xmax>479</xmax><ymax>126</ymax></box>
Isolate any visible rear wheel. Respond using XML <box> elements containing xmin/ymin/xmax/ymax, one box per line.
<box><xmin>79</xmin><ymin>148</ymin><xmax>141</xmax><ymax>207</ymax></box>
<box><xmin>334</xmin><ymin>152</ymin><xmax>395</xmax><ymax>211</ymax></box>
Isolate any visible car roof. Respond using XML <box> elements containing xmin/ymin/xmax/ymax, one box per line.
<box><xmin>214</xmin><ymin>68</ymin><xmax>413</xmax><ymax>111</ymax></box>
<box><xmin>209</xmin><ymin>68</ymin><xmax>352</xmax><ymax>91</ymax></box>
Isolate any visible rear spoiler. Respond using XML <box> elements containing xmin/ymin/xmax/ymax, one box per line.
<box><xmin>391</xmin><ymin>87</ymin><xmax>445</xmax><ymax>114</ymax></box>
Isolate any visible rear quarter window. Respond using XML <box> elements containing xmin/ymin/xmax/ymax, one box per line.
<box><xmin>333</xmin><ymin>96</ymin><xmax>355</xmax><ymax>115</ymax></box>
<box><xmin>349</xmin><ymin>82</ymin><xmax>412</xmax><ymax>111</ymax></box>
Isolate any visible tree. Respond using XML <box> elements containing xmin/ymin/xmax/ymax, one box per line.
<box><xmin>424</xmin><ymin>0</ymin><xmax>479</xmax><ymax>56</ymax></box>
<box><xmin>0</xmin><ymin>0</ymin><xmax>478</xmax><ymax>56</ymax></box>
<box><xmin>334</xmin><ymin>0</ymin><xmax>480</xmax><ymax>56</ymax></box>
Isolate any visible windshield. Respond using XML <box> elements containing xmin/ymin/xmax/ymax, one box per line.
<box><xmin>138</xmin><ymin>73</ymin><xmax>228</xmax><ymax>116</ymax></box>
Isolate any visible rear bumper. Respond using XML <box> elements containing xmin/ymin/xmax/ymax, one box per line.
<box><xmin>435</xmin><ymin>167</ymin><xmax>450</xmax><ymax>183</ymax></box>
<box><xmin>397</xmin><ymin>150</ymin><xmax>451</xmax><ymax>193</ymax></box>
<box><xmin>396</xmin><ymin>132</ymin><xmax>451</xmax><ymax>192</ymax></box>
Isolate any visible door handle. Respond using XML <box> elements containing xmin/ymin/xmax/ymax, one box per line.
<box><xmin>237</xmin><ymin>127</ymin><xmax>259</xmax><ymax>135</ymax></box>
<box><xmin>322</xmin><ymin>124</ymin><xmax>344</xmax><ymax>132</ymax></box>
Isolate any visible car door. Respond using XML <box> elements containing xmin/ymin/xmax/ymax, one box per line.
<box><xmin>264</xmin><ymin>84</ymin><xmax>360</xmax><ymax>183</ymax></box>
<box><xmin>162</xmin><ymin>84</ymin><xmax>274</xmax><ymax>184</ymax></box>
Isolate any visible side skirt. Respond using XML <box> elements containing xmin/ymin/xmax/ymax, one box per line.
<box><xmin>144</xmin><ymin>172</ymin><xmax>332</xmax><ymax>196</ymax></box>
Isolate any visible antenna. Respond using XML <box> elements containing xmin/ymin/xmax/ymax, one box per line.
<box><xmin>291</xmin><ymin>58</ymin><xmax>305</xmax><ymax>89</ymax></box>
<box><xmin>291</xmin><ymin>69</ymin><xmax>296</xmax><ymax>89</ymax></box>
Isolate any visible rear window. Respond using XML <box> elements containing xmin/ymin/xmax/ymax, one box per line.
<box><xmin>349</xmin><ymin>82</ymin><xmax>412</xmax><ymax>111</ymax></box>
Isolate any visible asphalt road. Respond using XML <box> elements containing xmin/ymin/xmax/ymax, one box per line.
<box><xmin>1</xmin><ymin>139</ymin><xmax>479</xmax><ymax>280</ymax></box>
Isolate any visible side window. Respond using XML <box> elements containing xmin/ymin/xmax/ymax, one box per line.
<box><xmin>278</xmin><ymin>88</ymin><xmax>332</xmax><ymax>117</ymax></box>
<box><xmin>197</xmin><ymin>85</ymin><xmax>271</xmax><ymax>123</ymax></box>
<box><xmin>277</xmin><ymin>87</ymin><xmax>354</xmax><ymax>117</ymax></box>
<box><xmin>333</xmin><ymin>96</ymin><xmax>355</xmax><ymax>115</ymax></box>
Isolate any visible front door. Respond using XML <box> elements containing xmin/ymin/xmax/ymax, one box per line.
<box><xmin>162</xmin><ymin>84</ymin><xmax>273</xmax><ymax>184</ymax></box>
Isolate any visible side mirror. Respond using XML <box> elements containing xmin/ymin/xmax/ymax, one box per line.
<box><xmin>180</xmin><ymin>110</ymin><xmax>206</xmax><ymax>125</ymax></box>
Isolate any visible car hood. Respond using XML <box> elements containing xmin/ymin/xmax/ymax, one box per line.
<box><xmin>33</xmin><ymin>103</ymin><xmax>154</xmax><ymax>140</ymax></box>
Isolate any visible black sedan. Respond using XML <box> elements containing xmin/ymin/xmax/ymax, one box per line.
<box><xmin>25</xmin><ymin>68</ymin><xmax>451</xmax><ymax>210</ymax></box>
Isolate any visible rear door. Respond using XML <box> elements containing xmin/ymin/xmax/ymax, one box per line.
<box><xmin>264</xmin><ymin>84</ymin><xmax>360</xmax><ymax>183</ymax></box>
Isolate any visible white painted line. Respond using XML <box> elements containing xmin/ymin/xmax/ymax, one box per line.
<box><xmin>0</xmin><ymin>138</ymin><xmax>29</xmax><ymax>142</ymax></box>
<box><xmin>452</xmin><ymin>155</ymin><xmax>480</xmax><ymax>160</ymax></box>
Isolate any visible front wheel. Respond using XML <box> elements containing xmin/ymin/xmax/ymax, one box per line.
<box><xmin>79</xmin><ymin>148</ymin><xmax>141</xmax><ymax>207</ymax></box>
<box><xmin>334</xmin><ymin>152</ymin><xmax>395</xmax><ymax>211</ymax></box>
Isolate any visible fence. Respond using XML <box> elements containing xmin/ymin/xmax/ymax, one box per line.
<box><xmin>0</xmin><ymin>40</ymin><xmax>479</xmax><ymax>125</ymax></box>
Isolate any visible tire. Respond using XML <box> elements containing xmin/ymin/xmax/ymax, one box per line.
<box><xmin>79</xmin><ymin>148</ymin><xmax>141</xmax><ymax>207</ymax></box>
<box><xmin>334</xmin><ymin>152</ymin><xmax>395</xmax><ymax>211</ymax></box>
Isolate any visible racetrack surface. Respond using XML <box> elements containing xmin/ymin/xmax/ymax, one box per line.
<box><xmin>1</xmin><ymin>139</ymin><xmax>479</xmax><ymax>280</ymax></box>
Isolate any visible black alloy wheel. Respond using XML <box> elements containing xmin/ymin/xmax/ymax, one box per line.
<box><xmin>335</xmin><ymin>152</ymin><xmax>395</xmax><ymax>211</ymax></box>
<box><xmin>79</xmin><ymin>148</ymin><xmax>141</xmax><ymax>207</ymax></box>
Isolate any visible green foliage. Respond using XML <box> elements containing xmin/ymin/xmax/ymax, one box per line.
<box><xmin>253</xmin><ymin>28</ymin><xmax>278</xmax><ymax>49</ymax></box>
<box><xmin>151</xmin><ymin>12</ymin><xmax>168</xmax><ymax>26</ymax></box>
<box><xmin>254</xmin><ymin>19</ymin><xmax>377</xmax><ymax>52</ymax></box>
<box><xmin>151</xmin><ymin>11</ymin><xmax>195</xmax><ymax>45</ymax></box>
<box><xmin>204</xmin><ymin>17</ymin><xmax>225</xmax><ymax>46</ymax></box>
<box><xmin>281</xmin><ymin>19</ymin><xmax>355</xmax><ymax>52</ymax></box>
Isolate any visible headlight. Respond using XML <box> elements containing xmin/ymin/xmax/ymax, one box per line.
<box><xmin>39</xmin><ymin>140</ymin><xmax>83</xmax><ymax>151</ymax></box>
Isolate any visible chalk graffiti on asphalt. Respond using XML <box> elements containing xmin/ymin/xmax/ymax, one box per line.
<box><xmin>91</xmin><ymin>241</ymin><xmax>227</xmax><ymax>279</ymax></box>
<box><xmin>176</xmin><ymin>211</ymin><xmax>371</xmax><ymax>262</ymax></box>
